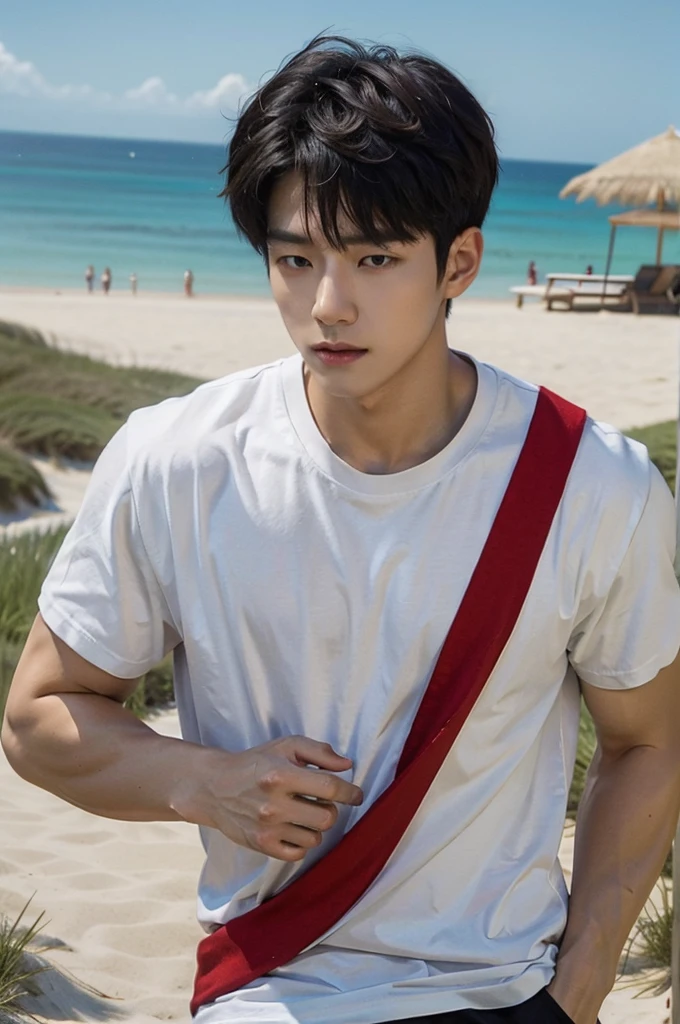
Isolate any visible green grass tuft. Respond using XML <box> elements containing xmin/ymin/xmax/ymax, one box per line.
<box><xmin>0</xmin><ymin>528</ymin><xmax>174</xmax><ymax>723</ymax></box>
<box><xmin>0</xmin><ymin>447</ymin><xmax>51</xmax><ymax>513</ymax></box>
<box><xmin>0</xmin><ymin>321</ymin><xmax>203</xmax><ymax>512</ymax></box>
<box><xmin>0</xmin><ymin>529</ymin><xmax>68</xmax><ymax>648</ymax></box>
<box><xmin>0</xmin><ymin>898</ymin><xmax>48</xmax><ymax>1016</ymax></box>
<box><xmin>620</xmin><ymin>879</ymin><xmax>673</xmax><ymax>994</ymax></box>
<box><xmin>0</xmin><ymin>394</ymin><xmax>120</xmax><ymax>462</ymax></box>
<box><xmin>567</xmin><ymin>703</ymin><xmax>597</xmax><ymax>816</ymax></box>
<box><xmin>0</xmin><ymin>323</ymin><xmax>202</xmax><ymax>422</ymax></box>
<box><xmin>626</xmin><ymin>421</ymin><xmax>676</xmax><ymax>492</ymax></box>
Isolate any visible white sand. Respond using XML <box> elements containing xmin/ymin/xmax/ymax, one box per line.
<box><xmin>1</xmin><ymin>712</ymin><xmax>203</xmax><ymax>1024</ymax></box>
<box><xmin>0</xmin><ymin>289</ymin><xmax>676</xmax><ymax>1021</ymax></box>
<box><xmin>1</xmin><ymin>288</ymin><xmax>678</xmax><ymax>429</ymax></box>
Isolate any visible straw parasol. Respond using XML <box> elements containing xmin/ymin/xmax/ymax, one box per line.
<box><xmin>561</xmin><ymin>126</ymin><xmax>680</xmax><ymax>264</ymax></box>
<box><xmin>560</xmin><ymin>125</ymin><xmax>680</xmax><ymax>208</ymax></box>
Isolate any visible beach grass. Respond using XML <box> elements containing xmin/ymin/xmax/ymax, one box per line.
<box><xmin>0</xmin><ymin>447</ymin><xmax>51</xmax><ymax>513</ymax></box>
<box><xmin>0</xmin><ymin>898</ymin><xmax>47</xmax><ymax>1019</ymax></box>
<box><xmin>567</xmin><ymin>704</ymin><xmax>597</xmax><ymax>816</ymax></box>
<box><xmin>626</xmin><ymin>420</ymin><xmax>676</xmax><ymax>492</ymax></box>
<box><xmin>621</xmin><ymin>878</ymin><xmax>673</xmax><ymax>995</ymax></box>
<box><xmin>0</xmin><ymin>321</ymin><xmax>203</xmax><ymax>511</ymax></box>
<box><xmin>0</xmin><ymin>528</ymin><xmax>173</xmax><ymax>722</ymax></box>
<box><xmin>0</xmin><ymin>529</ymin><xmax>68</xmax><ymax>648</ymax></box>
<box><xmin>0</xmin><ymin>323</ymin><xmax>202</xmax><ymax>422</ymax></box>
<box><xmin>0</xmin><ymin>395</ymin><xmax>120</xmax><ymax>462</ymax></box>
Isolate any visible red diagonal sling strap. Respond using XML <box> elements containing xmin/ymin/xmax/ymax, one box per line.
<box><xmin>191</xmin><ymin>386</ymin><xmax>587</xmax><ymax>1016</ymax></box>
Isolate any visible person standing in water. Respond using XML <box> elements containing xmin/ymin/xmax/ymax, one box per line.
<box><xmin>85</xmin><ymin>265</ymin><xmax>95</xmax><ymax>293</ymax></box>
<box><xmin>184</xmin><ymin>268</ymin><xmax>194</xmax><ymax>297</ymax></box>
<box><xmin>130</xmin><ymin>272</ymin><xmax>138</xmax><ymax>296</ymax></box>
<box><xmin>101</xmin><ymin>267</ymin><xmax>112</xmax><ymax>294</ymax></box>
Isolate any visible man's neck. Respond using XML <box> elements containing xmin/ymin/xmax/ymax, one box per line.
<box><xmin>304</xmin><ymin>342</ymin><xmax>478</xmax><ymax>475</ymax></box>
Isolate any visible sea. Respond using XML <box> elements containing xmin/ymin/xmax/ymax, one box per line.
<box><xmin>1</xmin><ymin>129</ymin><xmax>677</xmax><ymax>299</ymax></box>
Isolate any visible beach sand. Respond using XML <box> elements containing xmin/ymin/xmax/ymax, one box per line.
<box><xmin>0</xmin><ymin>288</ymin><xmax>678</xmax><ymax>430</ymax></box>
<box><xmin>0</xmin><ymin>289</ymin><xmax>676</xmax><ymax>1022</ymax></box>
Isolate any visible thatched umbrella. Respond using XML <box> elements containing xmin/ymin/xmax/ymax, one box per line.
<box><xmin>560</xmin><ymin>125</ymin><xmax>680</xmax><ymax>263</ymax></box>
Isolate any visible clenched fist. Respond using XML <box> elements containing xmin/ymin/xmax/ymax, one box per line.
<box><xmin>173</xmin><ymin>734</ymin><xmax>364</xmax><ymax>861</ymax></box>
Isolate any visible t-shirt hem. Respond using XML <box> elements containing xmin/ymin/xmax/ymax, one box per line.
<box><xmin>195</xmin><ymin>965</ymin><xmax>555</xmax><ymax>1024</ymax></box>
<box><xmin>38</xmin><ymin>595</ymin><xmax>154</xmax><ymax>679</ymax></box>
<box><xmin>575</xmin><ymin>639</ymin><xmax>680</xmax><ymax>690</ymax></box>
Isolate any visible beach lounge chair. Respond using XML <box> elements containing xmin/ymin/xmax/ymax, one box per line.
<box><xmin>510</xmin><ymin>273</ymin><xmax>634</xmax><ymax>311</ymax></box>
<box><xmin>625</xmin><ymin>264</ymin><xmax>680</xmax><ymax>314</ymax></box>
<box><xmin>510</xmin><ymin>284</ymin><xmax>550</xmax><ymax>308</ymax></box>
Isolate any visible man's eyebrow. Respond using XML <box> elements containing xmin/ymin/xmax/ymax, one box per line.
<box><xmin>266</xmin><ymin>228</ymin><xmax>402</xmax><ymax>246</ymax></box>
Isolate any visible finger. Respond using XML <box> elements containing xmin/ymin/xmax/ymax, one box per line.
<box><xmin>289</xmin><ymin>795</ymin><xmax>338</xmax><ymax>831</ymax></box>
<box><xmin>279</xmin><ymin>822</ymin><xmax>323</xmax><ymax>851</ymax></box>
<box><xmin>287</xmin><ymin>736</ymin><xmax>353</xmax><ymax>771</ymax></box>
<box><xmin>288</xmin><ymin>765</ymin><xmax>364</xmax><ymax>807</ymax></box>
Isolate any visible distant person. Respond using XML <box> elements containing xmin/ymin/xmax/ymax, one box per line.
<box><xmin>101</xmin><ymin>267</ymin><xmax>112</xmax><ymax>294</ymax></box>
<box><xmin>527</xmin><ymin>260</ymin><xmax>537</xmax><ymax>286</ymax></box>
<box><xmin>130</xmin><ymin>272</ymin><xmax>138</xmax><ymax>296</ymax></box>
<box><xmin>85</xmin><ymin>265</ymin><xmax>95</xmax><ymax>293</ymax></box>
<box><xmin>184</xmin><ymin>268</ymin><xmax>194</xmax><ymax>297</ymax></box>
<box><xmin>585</xmin><ymin>265</ymin><xmax>594</xmax><ymax>276</ymax></box>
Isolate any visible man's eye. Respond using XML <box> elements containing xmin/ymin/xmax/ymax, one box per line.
<box><xmin>361</xmin><ymin>255</ymin><xmax>394</xmax><ymax>268</ymax></box>
<box><xmin>280</xmin><ymin>256</ymin><xmax>311</xmax><ymax>269</ymax></box>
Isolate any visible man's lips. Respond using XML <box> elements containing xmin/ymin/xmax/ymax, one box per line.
<box><xmin>311</xmin><ymin>343</ymin><xmax>367</xmax><ymax>353</ymax></box>
<box><xmin>311</xmin><ymin>344</ymin><xmax>368</xmax><ymax>365</ymax></box>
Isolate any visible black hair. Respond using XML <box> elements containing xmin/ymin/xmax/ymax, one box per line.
<box><xmin>220</xmin><ymin>34</ymin><xmax>498</xmax><ymax>312</ymax></box>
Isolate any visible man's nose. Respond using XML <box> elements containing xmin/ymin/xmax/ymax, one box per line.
<box><xmin>311</xmin><ymin>271</ymin><xmax>358</xmax><ymax>326</ymax></box>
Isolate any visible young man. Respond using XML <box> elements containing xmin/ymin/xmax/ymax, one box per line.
<box><xmin>3</xmin><ymin>35</ymin><xmax>680</xmax><ymax>1024</ymax></box>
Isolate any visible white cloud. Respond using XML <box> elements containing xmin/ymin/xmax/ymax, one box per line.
<box><xmin>186</xmin><ymin>72</ymin><xmax>251</xmax><ymax>110</ymax></box>
<box><xmin>0</xmin><ymin>39</ymin><xmax>249</xmax><ymax>115</ymax></box>
<box><xmin>124</xmin><ymin>76</ymin><xmax>177</xmax><ymax>106</ymax></box>
<box><xmin>0</xmin><ymin>40</ymin><xmax>56</xmax><ymax>97</ymax></box>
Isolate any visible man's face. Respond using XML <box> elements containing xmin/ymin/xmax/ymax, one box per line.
<box><xmin>266</xmin><ymin>171</ymin><xmax>462</xmax><ymax>401</ymax></box>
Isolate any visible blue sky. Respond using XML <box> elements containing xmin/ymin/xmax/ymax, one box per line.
<box><xmin>1</xmin><ymin>0</ymin><xmax>678</xmax><ymax>163</ymax></box>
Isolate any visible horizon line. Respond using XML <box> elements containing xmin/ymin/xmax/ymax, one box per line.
<box><xmin>0</xmin><ymin>126</ymin><xmax>596</xmax><ymax>170</ymax></box>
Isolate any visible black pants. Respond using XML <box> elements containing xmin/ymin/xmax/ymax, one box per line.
<box><xmin>380</xmin><ymin>986</ymin><xmax>600</xmax><ymax>1023</ymax></box>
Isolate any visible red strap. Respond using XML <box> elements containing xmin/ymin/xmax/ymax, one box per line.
<box><xmin>191</xmin><ymin>386</ymin><xmax>586</xmax><ymax>1016</ymax></box>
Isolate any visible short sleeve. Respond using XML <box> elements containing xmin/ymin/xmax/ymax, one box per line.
<box><xmin>38</xmin><ymin>424</ymin><xmax>180</xmax><ymax>678</ymax></box>
<box><xmin>568</xmin><ymin>462</ymin><xmax>680</xmax><ymax>689</ymax></box>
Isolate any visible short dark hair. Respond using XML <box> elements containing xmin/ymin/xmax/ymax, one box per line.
<box><xmin>221</xmin><ymin>34</ymin><xmax>498</xmax><ymax>307</ymax></box>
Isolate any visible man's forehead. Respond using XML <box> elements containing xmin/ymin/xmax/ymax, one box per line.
<box><xmin>266</xmin><ymin>172</ymin><xmax>420</xmax><ymax>248</ymax></box>
<box><xmin>267</xmin><ymin>172</ymin><xmax>389</xmax><ymax>246</ymax></box>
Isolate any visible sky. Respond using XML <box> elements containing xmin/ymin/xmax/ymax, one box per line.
<box><xmin>1</xmin><ymin>0</ymin><xmax>678</xmax><ymax>164</ymax></box>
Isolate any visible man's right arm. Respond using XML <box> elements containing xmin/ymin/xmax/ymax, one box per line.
<box><xmin>1</xmin><ymin>613</ymin><xmax>213</xmax><ymax>823</ymax></box>
<box><xmin>1</xmin><ymin>614</ymin><xmax>363</xmax><ymax>860</ymax></box>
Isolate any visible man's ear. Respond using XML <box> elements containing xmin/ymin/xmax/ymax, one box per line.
<box><xmin>442</xmin><ymin>228</ymin><xmax>484</xmax><ymax>300</ymax></box>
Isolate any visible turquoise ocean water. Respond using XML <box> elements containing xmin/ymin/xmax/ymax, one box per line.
<box><xmin>1</xmin><ymin>130</ymin><xmax>677</xmax><ymax>299</ymax></box>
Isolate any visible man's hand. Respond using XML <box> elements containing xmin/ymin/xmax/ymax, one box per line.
<box><xmin>2</xmin><ymin>616</ymin><xmax>363</xmax><ymax>860</ymax></box>
<box><xmin>172</xmin><ymin>735</ymin><xmax>364</xmax><ymax>861</ymax></box>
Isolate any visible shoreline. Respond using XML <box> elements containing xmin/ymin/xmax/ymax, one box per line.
<box><xmin>0</xmin><ymin>283</ymin><xmax>511</xmax><ymax>304</ymax></box>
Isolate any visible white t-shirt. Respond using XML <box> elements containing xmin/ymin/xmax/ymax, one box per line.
<box><xmin>39</xmin><ymin>353</ymin><xmax>680</xmax><ymax>1024</ymax></box>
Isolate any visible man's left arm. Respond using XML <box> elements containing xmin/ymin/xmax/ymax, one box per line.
<box><xmin>547</xmin><ymin>654</ymin><xmax>680</xmax><ymax>1024</ymax></box>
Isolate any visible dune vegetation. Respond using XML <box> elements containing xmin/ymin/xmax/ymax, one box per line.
<box><xmin>0</xmin><ymin>320</ymin><xmax>202</xmax><ymax>512</ymax></box>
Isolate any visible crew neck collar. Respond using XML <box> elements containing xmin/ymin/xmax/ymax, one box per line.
<box><xmin>280</xmin><ymin>351</ymin><xmax>498</xmax><ymax>496</ymax></box>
